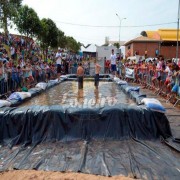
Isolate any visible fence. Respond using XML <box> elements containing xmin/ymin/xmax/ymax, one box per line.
<box><xmin>2</xmin><ymin>64</ymin><xmax>178</xmax><ymax>107</ymax></box>
<box><xmin>0</xmin><ymin>71</ymin><xmax>47</xmax><ymax>98</ymax></box>
<box><xmin>121</xmin><ymin>66</ymin><xmax>180</xmax><ymax>107</ymax></box>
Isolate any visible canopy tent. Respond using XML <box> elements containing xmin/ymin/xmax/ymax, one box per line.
<box><xmin>81</xmin><ymin>44</ymin><xmax>96</xmax><ymax>53</ymax></box>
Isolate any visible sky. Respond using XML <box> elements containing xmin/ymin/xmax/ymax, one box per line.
<box><xmin>9</xmin><ymin>0</ymin><xmax>180</xmax><ymax>46</ymax></box>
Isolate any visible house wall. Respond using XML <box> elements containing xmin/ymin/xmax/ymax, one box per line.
<box><xmin>160</xmin><ymin>46</ymin><xmax>180</xmax><ymax>59</ymax></box>
<box><xmin>125</xmin><ymin>42</ymin><xmax>159</xmax><ymax>57</ymax></box>
<box><xmin>125</xmin><ymin>41</ymin><xmax>180</xmax><ymax>59</ymax></box>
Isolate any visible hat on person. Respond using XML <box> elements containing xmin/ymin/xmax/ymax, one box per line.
<box><xmin>58</xmin><ymin>47</ymin><xmax>61</xmax><ymax>50</ymax></box>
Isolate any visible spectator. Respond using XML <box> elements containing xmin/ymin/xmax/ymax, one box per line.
<box><xmin>55</xmin><ymin>48</ymin><xmax>62</xmax><ymax>80</ymax></box>
<box><xmin>105</xmin><ymin>59</ymin><xmax>110</xmax><ymax>74</ymax></box>
<box><xmin>110</xmin><ymin>49</ymin><xmax>117</xmax><ymax>76</ymax></box>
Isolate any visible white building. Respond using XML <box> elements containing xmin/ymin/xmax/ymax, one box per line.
<box><xmin>96</xmin><ymin>45</ymin><xmax>118</xmax><ymax>61</ymax></box>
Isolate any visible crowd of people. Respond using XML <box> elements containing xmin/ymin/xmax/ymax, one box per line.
<box><xmin>125</xmin><ymin>56</ymin><xmax>180</xmax><ymax>102</ymax></box>
<box><xmin>106</xmin><ymin>49</ymin><xmax>180</xmax><ymax>105</ymax></box>
<box><xmin>0</xmin><ymin>33</ymin><xmax>90</xmax><ymax>97</ymax></box>
<box><xmin>0</xmin><ymin>32</ymin><xmax>180</xmax><ymax>106</ymax></box>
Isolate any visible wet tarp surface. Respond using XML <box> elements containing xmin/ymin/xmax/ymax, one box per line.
<box><xmin>0</xmin><ymin>105</ymin><xmax>179</xmax><ymax>179</ymax></box>
<box><xmin>0</xmin><ymin>140</ymin><xmax>179</xmax><ymax>179</ymax></box>
<box><xmin>0</xmin><ymin>105</ymin><xmax>172</xmax><ymax>144</ymax></box>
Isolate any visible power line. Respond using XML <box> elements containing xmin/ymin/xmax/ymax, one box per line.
<box><xmin>55</xmin><ymin>20</ymin><xmax>176</xmax><ymax>28</ymax></box>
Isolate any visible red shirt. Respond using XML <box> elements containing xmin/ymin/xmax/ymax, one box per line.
<box><xmin>105</xmin><ymin>60</ymin><xmax>110</xmax><ymax>67</ymax></box>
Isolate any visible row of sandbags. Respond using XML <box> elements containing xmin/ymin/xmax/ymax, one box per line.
<box><xmin>0</xmin><ymin>75</ymin><xmax>69</xmax><ymax>108</ymax></box>
<box><xmin>113</xmin><ymin>77</ymin><xmax>166</xmax><ymax>113</ymax></box>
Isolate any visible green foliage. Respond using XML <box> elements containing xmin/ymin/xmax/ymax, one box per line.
<box><xmin>57</xmin><ymin>30</ymin><xmax>67</xmax><ymax>48</ymax></box>
<box><xmin>66</xmin><ymin>36</ymin><xmax>80</xmax><ymax>53</ymax></box>
<box><xmin>39</xmin><ymin>18</ymin><xmax>58</xmax><ymax>49</ymax></box>
<box><xmin>14</xmin><ymin>5</ymin><xmax>41</xmax><ymax>38</ymax></box>
<box><xmin>0</xmin><ymin>0</ymin><xmax>22</xmax><ymax>33</ymax></box>
<box><xmin>114</xmin><ymin>42</ymin><xmax>120</xmax><ymax>49</ymax></box>
<box><xmin>0</xmin><ymin>1</ymin><xmax>81</xmax><ymax>52</ymax></box>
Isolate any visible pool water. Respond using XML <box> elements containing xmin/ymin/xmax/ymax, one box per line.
<box><xmin>19</xmin><ymin>81</ymin><xmax>135</xmax><ymax>108</ymax></box>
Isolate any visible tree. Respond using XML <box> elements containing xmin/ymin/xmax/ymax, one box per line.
<box><xmin>14</xmin><ymin>5</ymin><xmax>41</xmax><ymax>38</ymax></box>
<box><xmin>39</xmin><ymin>18</ymin><xmax>58</xmax><ymax>58</ymax></box>
<box><xmin>66</xmin><ymin>36</ymin><xmax>80</xmax><ymax>53</ymax></box>
<box><xmin>114</xmin><ymin>42</ymin><xmax>120</xmax><ymax>49</ymax></box>
<box><xmin>57</xmin><ymin>30</ymin><xmax>67</xmax><ymax>48</ymax></box>
<box><xmin>0</xmin><ymin>0</ymin><xmax>22</xmax><ymax>35</ymax></box>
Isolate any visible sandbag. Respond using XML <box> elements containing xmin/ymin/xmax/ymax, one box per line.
<box><xmin>7</xmin><ymin>92</ymin><xmax>31</xmax><ymax>102</ymax></box>
<box><xmin>125</xmin><ymin>86</ymin><xmax>140</xmax><ymax>93</ymax></box>
<box><xmin>117</xmin><ymin>80</ymin><xmax>128</xmax><ymax>85</ymax></box>
<box><xmin>49</xmin><ymin>79</ymin><xmax>59</xmax><ymax>83</ymax></box>
<box><xmin>17</xmin><ymin>92</ymin><xmax>31</xmax><ymax>100</ymax></box>
<box><xmin>60</xmin><ymin>75</ymin><xmax>68</xmax><ymax>80</ymax></box>
<box><xmin>28</xmin><ymin>88</ymin><xmax>43</xmax><ymax>97</ymax></box>
<box><xmin>119</xmin><ymin>84</ymin><xmax>128</xmax><ymax>91</ymax></box>
<box><xmin>0</xmin><ymin>100</ymin><xmax>11</xmax><ymax>107</ymax></box>
<box><xmin>8</xmin><ymin>92</ymin><xmax>22</xmax><ymax>101</ymax></box>
<box><xmin>113</xmin><ymin>77</ymin><xmax>120</xmax><ymax>83</ymax></box>
<box><xmin>35</xmin><ymin>82</ymin><xmax>48</xmax><ymax>90</ymax></box>
<box><xmin>129</xmin><ymin>91</ymin><xmax>147</xmax><ymax>104</ymax></box>
<box><xmin>141</xmin><ymin>98</ymin><xmax>166</xmax><ymax>113</ymax></box>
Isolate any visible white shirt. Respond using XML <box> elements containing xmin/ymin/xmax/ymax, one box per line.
<box><xmin>165</xmin><ymin>66</ymin><xmax>170</xmax><ymax>74</ymax></box>
<box><xmin>55</xmin><ymin>52</ymin><xmax>62</xmax><ymax>64</ymax></box>
<box><xmin>20</xmin><ymin>61</ymin><xmax>25</xmax><ymax>68</ymax></box>
<box><xmin>165</xmin><ymin>66</ymin><xmax>172</xmax><ymax>78</ymax></box>
<box><xmin>110</xmin><ymin>54</ymin><xmax>116</xmax><ymax>65</ymax></box>
<box><xmin>10</xmin><ymin>47</ymin><xmax>15</xmax><ymax>55</ymax></box>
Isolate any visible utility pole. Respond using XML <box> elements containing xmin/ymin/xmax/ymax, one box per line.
<box><xmin>116</xmin><ymin>14</ymin><xmax>126</xmax><ymax>54</ymax></box>
<box><xmin>116</xmin><ymin>13</ymin><xmax>126</xmax><ymax>58</ymax></box>
<box><xmin>176</xmin><ymin>0</ymin><xmax>180</xmax><ymax>60</ymax></box>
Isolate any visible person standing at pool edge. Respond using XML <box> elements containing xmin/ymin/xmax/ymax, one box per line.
<box><xmin>55</xmin><ymin>47</ymin><xmax>62</xmax><ymax>80</ymax></box>
<box><xmin>110</xmin><ymin>49</ymin><xmax>117</xmax><ymax>76</ymax></box>
<box><xmin>94</xmin><ymin>59</ymin><xmax>101</xmax><ymax>89</ymax></box>
<box><xmin>77</xmin><ymin>63</ymin><xmax>84</xmax><ymax>89</ymax></box>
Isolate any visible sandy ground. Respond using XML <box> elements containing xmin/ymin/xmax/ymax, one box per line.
<box><xmin>0</xmin><ymin>170</ymin><xmax>133</xmax><ymax>180</ymax></box>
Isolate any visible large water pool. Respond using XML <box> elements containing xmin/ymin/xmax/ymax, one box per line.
<box><xmin>19</xmin><ymin>81</ymin><xmax>135</xmax><ymax>108</ymax></box>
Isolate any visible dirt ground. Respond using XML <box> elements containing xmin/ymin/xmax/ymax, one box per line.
<box><xmin>0</xmin><ymin>170</ymin><xmax>133</xmax><ymax>180</ymax></box>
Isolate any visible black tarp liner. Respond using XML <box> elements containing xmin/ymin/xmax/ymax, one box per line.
<box><xmin>66</xmin><ymin>74</ymin><xmax>112</xmax><ymax>82</ymax></box>
<box><xmin>68</xmin><ymin>74</ymin><xmax>111</xmax><ymax>79</ymax></box>
<box><xmin>0</xmin><ymin>105</ymin><xmax>179</xmax><ymax>179</ymax></box>
<box><xmin>66</xmin><ymin>78</ymin><xmax>112</xmax><ymax>82</ymax></box>
<box><xmin>0</xmin><ymin>140</ymin><xmax>179</xmax><ymax>179</ymax></box>
<box><xmin>0</xmin><ymin>78</ymin><xmax>180</xmax><ymax>179</ymax></box>
<box><xmin>0</xmin><ymin>105</ymin><xmax>172</xmax><ymax>145</ymax></box>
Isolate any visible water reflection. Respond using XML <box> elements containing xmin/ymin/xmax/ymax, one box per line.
<box><xmin>19</xmin><ymin>81</ymin><xmax>135</xmax><ymax>107</ymax></box>
<box><xmin>94</xmin><ymin>88</ymin><xmax>99</xmax><ymax>105</ymax></box>
<box><xmin>77</xmin><ymin>89</ymin><xmax>84</xmax><ymax>105</ymax></box>
<box><xmin>110</xmin><ymin>83</ymin><xmax>116</xmax><ymax>97</ymax></box>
